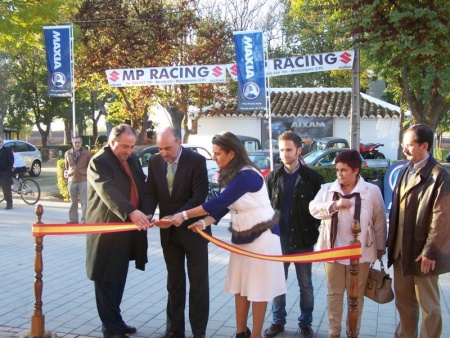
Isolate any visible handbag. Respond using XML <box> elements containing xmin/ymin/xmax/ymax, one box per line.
<box><xmin>364</xmin><ymin>259</ymin><xmax>394</xmax><ymax>304</ymax></box>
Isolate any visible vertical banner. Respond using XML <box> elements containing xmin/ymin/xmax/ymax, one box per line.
<box><xmin>233</xmin><ymin>30</ymin><xmax>266</xmax><ymax>111</ymax></box>
<box><xmin>44</xmin><ymin>25</ymin><xmax>72</xmax><ymax>97</ymax></box>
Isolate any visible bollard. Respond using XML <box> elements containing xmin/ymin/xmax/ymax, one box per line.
<box><xmin>21</xmin><ymin>204</ymin><xmax>56</xmax><ymax>338</ymax></box>
<box><xmin>346</xmin><ymin>219</ymin><xmax>361</xmax><ymax>338</ymax></box>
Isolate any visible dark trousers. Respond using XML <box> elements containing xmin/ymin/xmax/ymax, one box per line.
<box><xmin>94</xmin><ymin>280</ymin><xmax>127</xmax><ymax>337</ymax></box>
<box><xmin>0</xmin><ymin>175</ymin><xmax>12</xmax><ymax>206</ymax></box>
<box><xmin>163</xmin><ymin>228</ymin><xmax>209</xmax><ymax>335</ymax></box>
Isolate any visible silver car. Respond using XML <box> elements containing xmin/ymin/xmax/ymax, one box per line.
<box><xmin>3</xmin><ymin>140</ymin><xmax>42</xmax><ymax>176</ymax></box>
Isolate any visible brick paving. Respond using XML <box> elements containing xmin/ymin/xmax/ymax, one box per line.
<box><xmin>1</xmin><ymin>196</ymin><xmax>449</xmax><ymax>338</ymax></box>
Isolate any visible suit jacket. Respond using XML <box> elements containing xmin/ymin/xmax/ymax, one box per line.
<box><xmin>146</xmin><ymin>147</ymin><xmax>210</xmax><ymax>248</ymax></box>
<box><xmin>86</xmin><ymin>146</ymin><xmax>150</xmax><ymax>282</ymax></box>
<box><xmin>387</xmin><ymin>156</ymin><xmax>450</xmax><ymax>276</ymax></box>
<box><xmin>0</xmin><ymin>146</ymin><xmax>14</xmax><ymax>177</ymax></box>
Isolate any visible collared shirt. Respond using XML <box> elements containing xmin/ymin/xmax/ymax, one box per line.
<box><xmin>166</xmin><ymin>147</ymin><xmax>183</xmax><ymax>173</ymax></box>
<box><xmin>407</xmin><ymin>154</ymin><xmax>429</xmax><ymax>183</ymax></box>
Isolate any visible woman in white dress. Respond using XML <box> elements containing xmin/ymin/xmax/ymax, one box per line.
<box><xmin>170</xmin><ymin>131</ymin><xmax>286</xmax><ymax>338</ymax></box>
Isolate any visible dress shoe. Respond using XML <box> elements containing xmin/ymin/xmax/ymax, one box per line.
<box><xmin>5</xmin><ymin>205</ymin><xmax>12</xmax><ymax>210</ymax></box>
<box><xmin>123</xmin><ymin>323</ymin><xmax>137</xmax><ymax>334</ymax></box>
<box><xmin>161</xmin><ymin>332</ymin><xmax>185</xmax><ymax>338</ymax></box>
<box><xmin>264</xmin><ymin>323</ymin><xmax>284</xmax><ymax>337</ymax></box>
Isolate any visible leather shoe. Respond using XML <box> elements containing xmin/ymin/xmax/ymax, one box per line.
<box><xmin>264</xmin><ymin>324</ymin><xmax>284</xmax><ymax>337</ymax></box>
<box><xmin>5</xmin><ymin>205</ymin><xmax>12</xmax><ymax>210</ymax></box>
<box><xmin>123</xmin><ymin>323</ymin><xmax>137</xmax><ymax>334</ymax></box>
<box><xmin>160</xmin><ymin>332</ymin><xmax>185</xmax><ymax>338</ymax></box>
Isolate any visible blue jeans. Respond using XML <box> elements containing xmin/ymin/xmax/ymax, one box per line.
<box><xmin>271</xmin><ymin>240</ymin><xmax>314</xmax><ymax>327</ymax></box>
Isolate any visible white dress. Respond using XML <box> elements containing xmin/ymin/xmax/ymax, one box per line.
<box><xmin>222</xmin><ymin>167</ymin><xmax>286</xmax><ymax>301</ymax></box>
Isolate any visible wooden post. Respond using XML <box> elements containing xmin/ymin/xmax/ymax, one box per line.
<box><xmin>346</xmin><ymin>219</ymin><xmax>361</xmax><ymax>338</ymax></box>
<box><xmin>22</xmin><ymin>204</ymin><xmax>56</xmax><ymax>338</ymax></box>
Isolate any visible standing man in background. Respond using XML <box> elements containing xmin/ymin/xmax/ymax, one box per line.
<box><xmin>0</xmin><ymin>137</ymin><xmax>14</xmax><ymax>210</ymax></box>
<box><xmin>146</xmin><ymin>127</ymin><xmax>210</xmax><ymax>338</ymax></box>
<box><xmin>65</xmin><ymin>136</ymin><xmax>92</xmax><ymax>223</ymax></box>
<box><xmin>86</xmin><ymin>124</ymin><xmax>152</xmax><ymax>338</ymax></box>
<box><xmin>387</xmin><ymin>124</ymin><xmax>450</xmax><ymax>338</ymax></box>
<box><xmin>264</xmin><ymin>131</ymin><xmax>324</xmax><ymax>338</ymax></box>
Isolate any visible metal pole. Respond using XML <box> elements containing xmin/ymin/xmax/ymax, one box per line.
<box><xmin>70</xmin><ymin>23</ymin><xmax>76</xmax><ymax>137</ymax></box>
<box><xmin>265</xmin><ymin>32</ymin><xmax>274</xmax><ymax>171</ymax></box>
<box><xmin>350</xmin><ymin>48</ymin><xmax>360</xmax><ymax>151</ymax></box>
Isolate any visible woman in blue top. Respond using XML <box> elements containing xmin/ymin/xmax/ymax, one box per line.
<box><xmin>169</xmin><ymin>132</ymin><xmax>286</xmax><ymax>338</ymax></box>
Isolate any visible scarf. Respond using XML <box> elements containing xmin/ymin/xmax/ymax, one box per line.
<box><xmin>330</xmin><ymin>191</ymin><xmax>361</xmax><ymax>248</ymax></box>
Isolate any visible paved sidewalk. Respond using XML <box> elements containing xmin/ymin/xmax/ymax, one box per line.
<box><xmin>1</xmin><ymin>197</ymin><xmax>450</xmax><ymax>338</ymax></box>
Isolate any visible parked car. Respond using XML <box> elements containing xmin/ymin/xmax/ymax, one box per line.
<box><xmin>236</xmin><ymin>135</ymin><xmax>261</xmax><ymax>152</ymax></box>
<box><xmin>248</xmin><ymin>150</ymin><xmax>281</xmax><ymax>177</ymax></box>
<box><xmin>137</xmin><ymin>144</ymin><xmax>219</xmax><ymax>181</ymax></box>
<box><xmin>3</xmin><ymin>140</ymin><xmax>42</xmax><ymax>176</ymax></box>
<box><xmin>308</xmin><ymin>137</ymin><xmax>349</xmax><ymax>153</ymax></box>
<box><xmin>303</xmin><ymin>148</ymin><xmax>368</xmax><ymax>167</ymax></box>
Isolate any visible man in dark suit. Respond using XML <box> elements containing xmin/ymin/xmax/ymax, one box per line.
<box><xmin>0</xmin><ymin>137</ymin><xmax>14</xmax><ymax>210</ymax></box>
<box><xmin>86</xmin><ymin>124</ymin><xmax>152</xmax><ymax>338</ymax></box>
<box><xmin>146</xmin><ymin>127</ymin><xmax>210</xmax><ymax>338</ymax></box>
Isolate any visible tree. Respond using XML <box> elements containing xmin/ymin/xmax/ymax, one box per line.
<box><xmin>295</xmin><ymin>0</ymin><xmax>450</xmax><ymax>131</ymax></box>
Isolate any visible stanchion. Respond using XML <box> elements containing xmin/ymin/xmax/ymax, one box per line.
<box><xmin>346</xmin><ymin>219</ymin><xmax>361</xmax><ymax>338</ymax></box>
<box><xmin>21</xmin><ymin>204</ymin><xmax>56</xmax><ymax>338</ymax></box>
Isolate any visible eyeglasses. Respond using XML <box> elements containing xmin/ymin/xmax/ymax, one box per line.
<box><xmin>401</xmin><ymin>143</ymin><xmax>418</xmax><ymax>149</ymax></box>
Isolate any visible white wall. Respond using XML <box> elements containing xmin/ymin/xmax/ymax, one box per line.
<box><xmin>334</xmin><ymin>118</ymin><xmax>400</xmax><ymax>160</ymax></box>
<box><xmin>189</xmin><ymin>116</ymin><xmax>262</xmax><ymax>152</ymax></box>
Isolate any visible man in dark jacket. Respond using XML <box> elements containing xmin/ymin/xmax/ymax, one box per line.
<box><xmin>146</xmin><ymin>127</ymin><xmax>209</xmax><ymax>338</ymax></box>
<box><xmin>0</xmin><ymin>137</ymin><xmax>14</xmax><ymax>209</ymax></box>
<box><xmin>264</xmin><ymin>131</ymin><xmax>324</xmax><ymax>338</ymax></box>
<box><xmin>387</xmin><ymin>124</ymin><xmax>450</xmax><ymax>338</ymax></box>
<box><xmin>86</xmin><ymin>124</ymin><xmax>152</xmax><ymax>338</ymax></box>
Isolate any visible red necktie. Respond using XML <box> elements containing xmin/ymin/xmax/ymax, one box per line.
<box><xmin>121</xmin><ymin>161</ymin><xmax>139</xmax><ymax>208</ymax></box>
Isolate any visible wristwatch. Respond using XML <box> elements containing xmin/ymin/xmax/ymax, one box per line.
<box><xmin>182</xmin><ymin>210</ymin><xmax>189</xmax><ymax>221</ymax></box>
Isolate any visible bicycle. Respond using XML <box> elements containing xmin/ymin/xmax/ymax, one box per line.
<box><xmin>0</xmin><ymin>173</ymin><xmax>41</xmax><ymax>205</ymax></box>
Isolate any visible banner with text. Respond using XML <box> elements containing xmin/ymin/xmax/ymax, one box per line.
<box><xmin>233</xmin><ymin>30</ymin><xmax>266</xmax><ymax>111</ymax></box>
<box><xmin>105</xmin><ymin>65</ymin><xmax>228</xmax><ymax>87</ymax></box>
<box><xmin>105</xmin><ymin>51</ymin><xmax>354</xmax><ymax>88</ymax></box>
<box><xmin>44</xmin><ymin>25</ymin><xmax>72</xmax><ymax>97</ymax></box>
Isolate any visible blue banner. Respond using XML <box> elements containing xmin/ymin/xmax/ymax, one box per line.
<box><xmin>384</xmin><ymin>161</ymin><xmax>407</xmax><ymax>213</ymax></box>
<box><xmin>44</xmin><ymin>25</ymin><xmax>72</xmax><ymax>97</ymax></box>
<box><xmin>233</xmin><ymin>31</ymin><xmax>266</xmax><ymax>111</ymax></box>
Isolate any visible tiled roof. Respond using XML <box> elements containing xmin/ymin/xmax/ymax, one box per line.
<box><xmin>201</xmin><ymin>88</ymin><xmax>400</xmax><ymax>119</ymax></box>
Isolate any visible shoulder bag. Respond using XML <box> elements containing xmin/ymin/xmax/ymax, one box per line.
<box><xmin>364</xmin><ymin>259</ymin><xmax>394</xmax><ymax>304</ymax></box>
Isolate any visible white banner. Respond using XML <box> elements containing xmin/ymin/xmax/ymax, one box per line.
<box><xmin>105</xmin><ymin>51</ymin><xmax>354</xmax><ymax>87</ymax></box>
<box><xmin>106</xmin><ymin>65</ymin><xmax>228</xmax><ymax>87</ymax></box>
<box><xmin>266</xmin><ymin>51</ymin><xmax>354</xmax><ymax>76</ymax></box>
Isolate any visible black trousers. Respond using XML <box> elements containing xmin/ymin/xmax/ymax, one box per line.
<box><xmin>94</xmin><ymin>280</ymin><xmax>127</xmax><ymax>337</ymax></box>
<box><xmin>0</xmin><ymin>175</ymin><xmax>12</xmax><ymax>206</ymax></box>
<box><xmin>163</xmin><ymin>228</ymin><xmax>209</xmax><ymax>336</ymax></box>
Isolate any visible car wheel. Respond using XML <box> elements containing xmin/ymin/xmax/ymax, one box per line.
<box><xmin>30</xmin><ymin>160</ymin><xmax>42</xmax><ymax>177</ymax></box>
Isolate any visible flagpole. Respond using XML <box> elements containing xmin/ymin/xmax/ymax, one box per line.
<box><xmin>70</xmin><ymin>23</ymin><xmax>76</xmax><ymax>137</ymax></box>
<box><xmin>264</xmin><ymin>32</ymin><xmax>274</xmax><ymax>171</ymax></box>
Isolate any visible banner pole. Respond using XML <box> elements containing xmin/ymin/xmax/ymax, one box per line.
<box><xmin>70</xmin><ymin>23</ymin><xmax>76</xmax><ymax>137</ymax></box>
<box><xmin>265</xmin><ymin>32</ymin><xmax>274</xmax><ymax>171</ymax></box>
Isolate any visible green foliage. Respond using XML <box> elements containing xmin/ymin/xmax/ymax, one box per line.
<box><xmin>311</xmin><ymin>166</ymin><xmax>386</xmax><ymax>184</ymax></box>
<box><xmin>56</xmin><ymin>159</ymin><xmax>70</xmax><ymax>201</ymax></box>
<box><xmin>435</xmin><ymin>148</ymin><xmax>450</xmax><ymax>161</ymax></box>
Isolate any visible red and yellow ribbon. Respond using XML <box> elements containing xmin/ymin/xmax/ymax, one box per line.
<box><xmin>31</xmin><ymin>222</ymin><xmax>361</xmax><ymax>263</ymax></box>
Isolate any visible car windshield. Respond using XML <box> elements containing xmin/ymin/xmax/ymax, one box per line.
<box><xmin>303</xmin><ymin>150</ymin><xmax>329</xmax><ymax>166</ymax></box>
<box><xmin>248</xmin><ymin>154</ymin><xmax>270</xmax><ymax>169</ymax></box>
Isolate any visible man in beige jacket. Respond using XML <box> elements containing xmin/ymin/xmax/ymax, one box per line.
<box><xmin>64</xmin><ymin>136</ymin><xmax>92</xmax><ymax>223</ymax></box>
